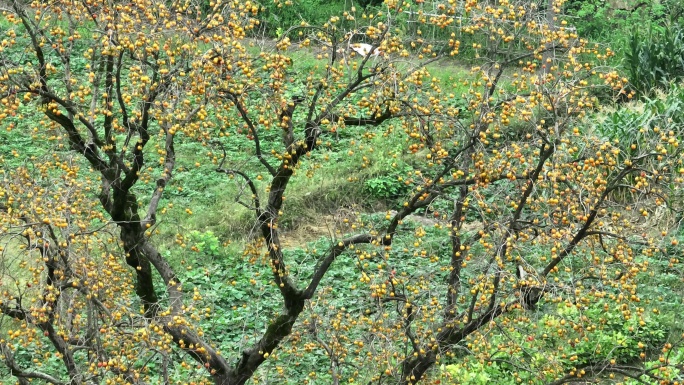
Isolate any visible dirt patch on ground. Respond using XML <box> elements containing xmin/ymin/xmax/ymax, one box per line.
<box><xmin>280</xmin><ymin>207</ymin><xmax>360</xmax><ymax>248</ymax></box>
<box><xmin>279</xmin><ymin>207</ymin><xmax>485</xmax><ymax>248</ymax></box>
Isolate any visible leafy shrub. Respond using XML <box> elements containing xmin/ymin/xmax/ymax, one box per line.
<box><xmin>597</xmin><ymin>85</ymin><xmax>684</xmax><ymax>146</ymax></box>
<box><xmin>569</xmin><ymin>303</ymin><xmax>667</xmax><ymax>364</ymax></box>
<box><xmin>564</xmin><ymin>0</ymin><xmax>671</xmax><ymax>40</ymax></box>
<box><xmin>445</xmin><ymin>361</ymin><xmax>516</xmax><ymax>385</ymax></box>
<box><xmin>445</xmin><ymin>299</ymin><xmax>668</xmax><ymax>385</ymax></box>
<box><xmin>564</xmin><ymin>0</ymin><xmax>627</xmax><ymax>39</ymax></box>
<box><xmin>363</xmin><ymin>160</ymin><xmax>413</xmax><ymax>202</ymax></box>
<box><xmin>626</xmin><ymin>24</ymin><xmax>684</xmax><ymax>96</ymax></box>
<box><xmin>188</xmin><ymin>230</ymin><xmax>222</xmax><ymax>257</ymax></box>
<box><xmin>590</xmin><ymin>86</ymin><xmax>684</xmax><ymax>208</ymax></box>
<box><xmin>364</xmin><ymin>175</ymin><xmax>409</xmax><ymax>201</ymax></box>
<box><xmin>257</xmin><ymin>0</ymin><xmax>347</xmax><ymax>37</ymax></box>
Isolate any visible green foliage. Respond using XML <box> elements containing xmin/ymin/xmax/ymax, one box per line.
<box><xmin>596</xmin><ymin>86</ymin><xmax>684</xmax><ymax>173</ymax></box>
<box><xmin>0</xmin><ymin>104</ymin><xmax>53</xmax><ymax>168</ymax></box>
<box><xmin>364</xmin><ymin>175</ymin><xmax>407</xmax><ymax>201</ymax></box>
<box><xmin>563</xmin><ymin>0</ymin><xmax>684</xmax><ymax>91</ymax></box>
<box><xmin>626</xmin><ymin>24</ymin><xmax>684</xmax><ymax>96</ymax></box>
<box><xmin>363</xmin><ymin>163</ymin><xmax>412</xmax><ymax>202</ymax></box>
<box><xmin>180</xmin><ymin>245</ymin><xmax>280</xmax><ymax>349</ymax></box>
<box><xmin>188</xmin><ymin>230</ymin><xmax>222</xmax><ymax>257</ymax></box>
<box><xmin>571</xmin><ymin>303</ymin><xmax>666</xmax><ymax>364</ymax></box>
<box><xmin>565</xmin><ymin>0</ymin><xmax>653</xmax><ymax>40</ymax></box>
<box><xmin>445</xmin><ymin>299</ymin><xmax>669</xmax><ymax>385</ymax></box>
<box><xmin>258</xmin><ymin>0</ymin><xmax>347</xmax><ymax>37</ymax></box>
<box><xmin>3</xmin><ymin>2</ymin><xmax>684</xmax><ymax>384</ymax></box>
<box><xmin>446</xmin><ymin>361</ymin><xmax>515</xmax><ymax>385</ymax></box>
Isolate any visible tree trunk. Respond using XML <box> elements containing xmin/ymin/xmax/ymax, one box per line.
<box><xmin>542</xmin><ymin>0</ymin><xmax>556</xmax><ymax>76</ymax></box>
<box><xmin>120</xmin><ymin>224</ymin><xmax>159</xmax><ymax>315</ymax></box>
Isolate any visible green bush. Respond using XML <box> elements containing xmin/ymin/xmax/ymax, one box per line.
<box><xmin>363</xmin><ymin>159</ymin><xmax>413</xmax><ymax>203</ymax></box>
<box><xmin>564</xmin><ymin>0</ymin><xmax>629</xmax><ymax>39</ymax></box>
<box><xmin>596</xmin><ymin>85</ymin><xmax>684</xmax><ymax>145</ymax></box>
<box><xmin>364</xmin><ymin>175</ymin><xmax>409</xmax><ymax>201</ymax></box>
<box><xmin>444</xmin><ymin>299</ymin><xmax>668</xmax><ymax>385</ymax></box>
<box><xmin>564</xmin><ymin>0</ymin><xmax>674</xmax><ymax>40</ymax></box>
<box><xmin>626</xmin><ymin>24</ymin><xmax>684</xmax><ymax>96</ymax></box>
<box><xmin>257</xmin><ymin>0</ymin><xmax>347</xmax><ymax>37</ymax></box>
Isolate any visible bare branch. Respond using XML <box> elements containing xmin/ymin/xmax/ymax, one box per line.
<box><xmin>221</xmin><ymin>91</ymin><xmax>277</xmax><ymax>176</ymax></box>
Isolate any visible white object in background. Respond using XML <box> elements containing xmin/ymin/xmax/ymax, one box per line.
<box><xmin>349</xmin><ymin>43</ymin><xmax>384</xmax><ymax>58</ymax></box>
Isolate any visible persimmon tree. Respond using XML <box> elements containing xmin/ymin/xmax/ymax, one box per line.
<box><xmin>0</xmin><ymin>0</ymin><xmax>682</xmax><ymax>384</ymax></box>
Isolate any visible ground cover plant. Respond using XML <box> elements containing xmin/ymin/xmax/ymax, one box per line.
<box><xmin>563</xmin><ymin>0</ymin><xmax>684</xmax><ymax>98</ymax></box>
<box><xmin>0</xmin><ymin>0</ymin><xmax>683</xmax><ymax>384</ymax></box>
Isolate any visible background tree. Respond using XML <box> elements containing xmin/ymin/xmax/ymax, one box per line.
<box><xmin>0</xmin><ymin>0</ymin><xmax>682</xmax><ymax>385</ymax></box>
